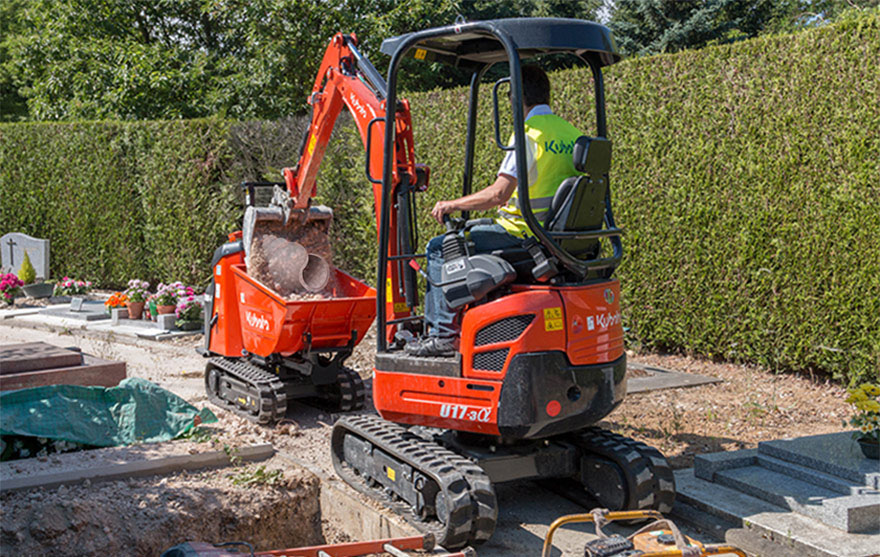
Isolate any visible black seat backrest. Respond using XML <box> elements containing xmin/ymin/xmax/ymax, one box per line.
<box><xmin>544</xmin><ymin>136</ymin><xmax>612</xmax><ymax>260</ymax></box>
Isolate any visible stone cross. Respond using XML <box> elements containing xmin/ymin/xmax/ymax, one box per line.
<box><xmin>0</xmin><ymin>232</ymin><xmax>50</xmax><ymax>279</ymax></box>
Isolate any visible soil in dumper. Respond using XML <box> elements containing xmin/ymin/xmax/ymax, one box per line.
<box><xmin>247</xmin><ymin>219</ymin><xmax>338</xmax><ymax>299</ymax></box>
<box><xmin>0</xmin><ymin>456</ymin><xmax>322</xmax><ymax>556</ymax></box>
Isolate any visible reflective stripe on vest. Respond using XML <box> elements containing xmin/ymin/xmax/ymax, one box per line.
<box><xmin>496</xmin><ymin>114</ymin><xmax>583</xmax><ymax>237</ymax></box>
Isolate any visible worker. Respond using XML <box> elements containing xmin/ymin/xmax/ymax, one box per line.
<box><xmin>406</xmin><ymin>65</ymin><xmax>584</xmax><ymax>357</ymax></box>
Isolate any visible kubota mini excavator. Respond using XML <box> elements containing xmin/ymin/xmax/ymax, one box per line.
<box><xmin>204</xmin><ymin>17</ymin><xmax>676</xmax><ymax>551</ymax></box>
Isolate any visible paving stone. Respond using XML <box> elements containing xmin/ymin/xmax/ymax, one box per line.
<box><xmin>759</xmin><ymin>432</ymin><xmax>880</xmax><ymax>490</ymax></box>
<box><xmin>757</xmin><ymin>453</ymin><xmax>879</xmax><ymax>496</ymax></box>
<box><xmin>155</xmin><ymin>313</ymin><xmax>176</xmax><ymax>331</ymax></box>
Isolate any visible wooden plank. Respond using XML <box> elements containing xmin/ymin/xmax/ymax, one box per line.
<box><xmin>0</xmin><ymin>443</ymin><xmax>275</xmax><ymax>493</ymax></box>
<box><xmin>0</xmin><ymin>342</ymin><xmax>83</xmax><ymax>374</ymax></box>
<box><xmin>0</xmin><ymin>354</ymin><xmax>125</xmax><ymax>390</ymax></box>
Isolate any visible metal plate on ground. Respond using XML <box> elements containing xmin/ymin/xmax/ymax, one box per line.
<box><xmin>626</xmin><ymin>361</ymin><xmax>721</xmax><ymax>393</ymax></box>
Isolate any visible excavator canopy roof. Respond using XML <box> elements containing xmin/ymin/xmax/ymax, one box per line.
<box><xmin>379</xmin><ymin>18</ymin><xmax>620</xmax><ymax>70</ymax></box>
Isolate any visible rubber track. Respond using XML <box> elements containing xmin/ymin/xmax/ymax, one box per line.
<box><xmin>332</xmin><ymin>414</ymin><xmax>497</xmax><ymax>549</ymax></box>
<box><xmin>587</xmin><ymin>428</ymin><xmax>676</xmax><ymax>513</ymax></box>
<box><xmin>205</xmin><ymin>357</ymin><xmax>287</xmax><ymax>424</ymax></box>
<box><xmin>571</xmin><ymin>428</ymin><xmax>656</xmax><ymax>512</ymax></box>
<box><xmin>335</xmin><ymin>367</ymin><xmax>366</xmax><ymax>412</ymax></box>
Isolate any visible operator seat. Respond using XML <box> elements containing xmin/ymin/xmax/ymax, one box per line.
<box><xmin>493</xmin><ymin>135</ymin><xmax>612</xmax><ymax>281</ymax></box>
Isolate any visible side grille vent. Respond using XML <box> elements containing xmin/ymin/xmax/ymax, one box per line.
<box><xmin>473</xmin><ymin>349</ymin><xmax>509</xmax><ymax>372</ymax></box>
<box><xmin>474</xmin><ymin>314</ymin><xmax>535</xmax><ymax>347</ymax></box>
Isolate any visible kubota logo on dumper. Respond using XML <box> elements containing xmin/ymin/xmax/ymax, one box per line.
<box><xmin>246</xmin><ymin>311</ymin><xmax>270</xmax><ymax>332</ymax></box>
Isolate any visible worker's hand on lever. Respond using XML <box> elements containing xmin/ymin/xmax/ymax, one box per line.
<box><xmin>431</xmin><ymin>200</ymin><xmax>457</xmax><ymax>225</ymax></box>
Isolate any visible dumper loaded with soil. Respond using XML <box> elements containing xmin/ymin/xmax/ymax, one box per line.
<box><xmin>200</xmin><ymin>18</ymin><xmax>680</xmax><ymax>552</ymax></box>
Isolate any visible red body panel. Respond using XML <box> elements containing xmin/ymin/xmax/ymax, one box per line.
<box><xmin>373</xmin><ymin>280</ymin><xmax>624</xmax><ymax>436</ymax></box>
<box><xmin>209</xmin><ymin>232</ymin><xmax>246</xmax><ymax>358</ymax></box>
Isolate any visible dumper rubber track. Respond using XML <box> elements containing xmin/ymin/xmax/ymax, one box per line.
<box><xmin>205</xmin><ymin>357</ymin><xmax>287</xmax><ymax>424</ymax></box>
<box><xmin>331</xmin><ymin>414</ymin><xmax>497</xmax><ymax>550</ymax></box>
<box><xmin>314</xmin><ymin>366</ymin><xmax>366</xmax><ymax>413</ymax></box>
<box><xmin>549</xmin><ymin>427</ymin><xmax>672</xmax><ymax>516</ymax></box>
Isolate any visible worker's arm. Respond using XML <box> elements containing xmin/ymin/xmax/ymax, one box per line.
<box><xmin>430</xmin><ymin>174</ymin><xmax>517</xmax><ymax>224</ymax></box>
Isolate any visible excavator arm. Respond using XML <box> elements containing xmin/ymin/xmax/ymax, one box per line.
<box><xmin>280</xmin><ymin>33</ymin><xmax>422</xmax><ymax>338</ymax></box>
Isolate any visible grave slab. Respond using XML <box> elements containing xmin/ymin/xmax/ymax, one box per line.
<box><xmin>759</xmin><ymin>432</ymin><xmax>880</xmax><ymax>489</ymax></box>
<box><xmin>674</xmin><ymin>469</ymin><xmax>880</xmax><ymax>557</ymax></box>
<box><xmin>1</xmin><ymin>232</ymin><xmax>50</xmax><ymax>279</ymax></box>
<box><xmin>0</xmin><ymin>342</ymin><xmax>83</xmax><ymax>374</ymax></box>
<box><xmin>0</xmin><ymin>343</ymin><xmax>126</xmax><ymax>391</ymax></box>
<box><xmin>40</xmin><ymin>300</ymin><xmax>110</xmax><ymax>321</ymax></box>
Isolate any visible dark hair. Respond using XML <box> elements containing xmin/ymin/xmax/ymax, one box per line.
<box><xmin>521</xmin><ymin>65</ymin><xmax>550</xmax><ymax>107</ymax></box>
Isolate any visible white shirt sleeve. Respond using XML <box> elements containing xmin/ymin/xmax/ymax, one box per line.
<box><xmin>497</xmin><ymin>136</ymin><xmax>538</xmax><ymax>186</ymax></box>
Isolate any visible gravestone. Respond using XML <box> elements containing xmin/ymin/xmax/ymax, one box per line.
<box><xmin>0</xmin><ymin>232</ymin><xmax>50</xmax><ymax>279</ymax></box>
<box><xmin>0</xmin><ymin>342</ymin><xmax>126</xmax><ymax>390</ymax></box>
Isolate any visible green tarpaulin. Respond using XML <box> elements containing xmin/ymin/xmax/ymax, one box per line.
<box><xmin>0</xmin><ymin>377</ymin><xmax>217</xmax><ymax>447</ymax></box>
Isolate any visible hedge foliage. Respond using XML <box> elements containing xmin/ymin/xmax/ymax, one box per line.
<box><xmin>1</xmin><ymin>15</ymin><xmax>878</xmax><ymax>382</ymax></box>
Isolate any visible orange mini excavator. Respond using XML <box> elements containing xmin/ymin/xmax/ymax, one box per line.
<box><xmin>204</xmin><ymin>17</ymin><xmax>675</xmax><ymax>550</ymax></box>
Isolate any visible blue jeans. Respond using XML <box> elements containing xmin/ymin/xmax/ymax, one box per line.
<box><xmin>424</xmin><ymin>223</ymin><xmax>522</xmax><ymax>338</ymax></box>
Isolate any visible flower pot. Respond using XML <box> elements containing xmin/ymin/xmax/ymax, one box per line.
<box><xmin>126</xmin><ymin>301</ymin><xmax>145</xmax><ymax>320</ymax></box>
<box><xmin>157</xmin><ymin>304</ymin><xmax>176</xmax><ymax>315</ymax></box>
<box><xmin>858</xmin><ymin>438</ymin><xmax>879</xmax><ymax>459</ymax></box>
<box><xmin>22</xmin><ymin>282</ymin><xmax>54</xmax><ymax>299</ymax></box>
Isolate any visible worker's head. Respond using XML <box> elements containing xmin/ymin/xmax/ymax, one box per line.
<box><xmin>521</xmin><ymin>65</ymin><xmax>550</xmax><ymax>110</ymax></box>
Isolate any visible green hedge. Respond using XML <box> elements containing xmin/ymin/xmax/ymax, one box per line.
<box><xmin>1</xmin><ymin>15</ymin><xmax>878</xmax><ymax>382</ymax></box>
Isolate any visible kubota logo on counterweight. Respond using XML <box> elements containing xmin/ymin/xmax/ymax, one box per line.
<box><xmin>246</xmin><ymin>311</ymin><xmax>270</xmax><ymax>332</ymax></box>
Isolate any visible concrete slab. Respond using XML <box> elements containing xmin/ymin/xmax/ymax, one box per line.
<box><xmin>0</xmin><ymin>443</ymin><xmax>274</xmax><ymax>493</ymax></box>
<box><xmin>627</xmin><ymin>362</ymin><xmax>722</xmax><ymax>394</ymax></box>
<box><xmin>674</xmin><ymin>468</ymin><xmax>880</xmax><ymax>557</ymax></box>
<box><xmin>760</xmin><ymin>432</ymin><xmax>880</xmax><ymax>490</ymax></box>
<box><xmin>0</xmin><ymin>306</ymin><xmax>44</xmax><ymax>319</ymax></box>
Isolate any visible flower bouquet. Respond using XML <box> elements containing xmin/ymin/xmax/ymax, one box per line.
<box><xmin>175</xmin><ymin>293</ymin><xmax>204</xmax><ymax>330</ymax></box>
<box><xmin>1</xmin><ymin>273</ymin><xmax>23</xmax><ymax>305</ymax></box>
<box><xmin>845</xmin><ymin>383</ymin><xmax>880</xmax><ymax>459</ymax></box>
<box><xmin>155</xmin><ymin>282</ymin><xmax>193</xmax><ymax>314</ymax></box>
<box><xmin>53</xmin><ymin>276</ymin><xmax>93</xmax><ymax>297</ymax></box>
<box><xmin>104</xmin><ymin>292</ymin><xmax>129</xmax><ymax>314</ymax></box>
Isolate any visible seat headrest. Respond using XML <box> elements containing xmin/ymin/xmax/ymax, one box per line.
<box><xmin>573</xmin><ymin>136</ymin><xmax>612</xmax><ymax>175</ymax></box>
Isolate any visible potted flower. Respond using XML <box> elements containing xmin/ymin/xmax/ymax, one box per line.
<box><xmin>53</xmin><ymin>276</ymin><xmax>93</xmax><ymax>297</ymax></box>
<box><xmin>154</xmin><ymin>282</ymin><xmax>186</xmax><ymax>314</ymax></box>
<box><xmin>845</xmin><ymin>383</ymin><xmax>880</xmax><ymax>459</ymax></box>
<box><xmin>175</xmin><ymin>294</ymin><xmax>204</xmax><ymax>331</ymax></box>
<box><xmin>18</xmin><ymin>251</ymin><xmax>54</xmax><ymax>298</ymax></box>
<box><xmin>104</xmin><ymin>292</ymin><xmax>129</xmax><ymax>314</ymax></box>
<box><xmin>1</xmin><ymin>273</ymin><xmax>23</xmax><ymax>306</ymax></box>
<box><xmin>124</xmin><ymin>279</ymin><xmax>150</xmax><ymax>320</ymax></box>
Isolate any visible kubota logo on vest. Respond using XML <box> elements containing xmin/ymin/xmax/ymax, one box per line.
<box><xmin>246</xmin><ymin>311</ymin><xmax>270</xmax><ymax>332</ymax></box>
<box><xmin>543</xmin><ymin>139</ymin><xmax>576</xmax><ymax>154</ymax></box>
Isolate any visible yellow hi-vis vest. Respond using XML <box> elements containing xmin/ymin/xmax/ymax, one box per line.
<box><xmin>496</xmin><ymin>114</ymin><xmax>583</xmax><ymax>237</ymax></box>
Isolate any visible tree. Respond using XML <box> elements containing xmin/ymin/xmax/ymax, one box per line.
<box><xmin>0</xmin><ymin>0</ymin><xmax>28</xmax><ymax>121</ymax></box>
<box><xmin>608</xmin><ymin>0</ymin><xmax>880</xmax><ymax>56</ymax></box>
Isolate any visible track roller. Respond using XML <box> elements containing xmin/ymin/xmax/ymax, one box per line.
<box><xmin>331</xmin><ymin>414</ymin><xmax>497</xmax><ymax>549</ymax></box>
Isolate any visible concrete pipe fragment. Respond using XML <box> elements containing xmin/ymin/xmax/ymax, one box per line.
<box><xmin>298</xmin><ymin>253</ymin><xmax>331</xmax><ymax>293</ymax></box>
<box><xmin>262</xmin><ymin>238</ymin><xmax>330</xmax><ymax>294</ymax></box>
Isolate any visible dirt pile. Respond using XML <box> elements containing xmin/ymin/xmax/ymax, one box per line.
<box><xmin>247</xmin><ymin>220</ymin><xmax>338</xmax><ymax>299</ymax></box>
<box><xmin>0</xmin><ymin>457</ymin><xmax>321</xmax><ymax>556</ymax></box>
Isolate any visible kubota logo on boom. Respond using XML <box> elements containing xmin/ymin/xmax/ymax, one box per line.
<box><xmin>245</xmin><ymin>311</ymin><xmax>270</xmax><ymax>332</ymax></box>
<box><xmin>349</xmin><ymin>93</ymin><xmax>368</xmax><ymax>119</ymax></box>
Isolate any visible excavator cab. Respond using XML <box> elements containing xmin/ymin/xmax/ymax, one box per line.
<box><xmin>333</xmin><ymin>18</ymin><xmax>674</xmax><ymax>551</ymax></box>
